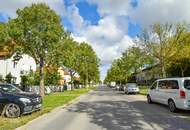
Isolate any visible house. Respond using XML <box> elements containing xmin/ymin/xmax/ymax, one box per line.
<box><xmin>58</xmin><ymin>67</ymin><xmax>80</xmax><ymax>85</ymax></box>
<box><xmin>131</xmin><ymin>64</ymin><xmax>162</xmax><ymax>86</ymax></box>
<box><xmin>0</xmin><ymin>53</ymin><xmax>36</xmax><ymax>84</ymax></box>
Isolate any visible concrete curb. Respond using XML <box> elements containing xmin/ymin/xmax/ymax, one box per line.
<box><xmin>15</xmin><ymin>90</ymin><xmax>94</xmax><ymax>130</ymax></box>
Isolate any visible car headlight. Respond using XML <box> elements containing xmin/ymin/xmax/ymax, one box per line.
<box><xmin>19</xmin><ymin>98</ymin><xmax>31</xmax><ymax>103</ymax></box>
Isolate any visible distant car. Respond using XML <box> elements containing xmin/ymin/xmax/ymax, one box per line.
<box><xmin>147</xmin><ymin>78</ymin><xmax>190</xmax><ymax>112</ymax></box>
<box><xmin>124</xmin><ymin>83</ymin><xmax>139</xmax><ymax>94</ymax></box>
<box><xmin>0</xmin><ymin>84</ymin><xmax>42</xmax><ymax>118</ymax></box>
<box><xmin>115</xmin><ymin>85</ymin><xmax>120</xmax><ymax>90</ymax></box>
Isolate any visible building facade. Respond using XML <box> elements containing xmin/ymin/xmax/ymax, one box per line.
<box><xmin>0</xmin><ymin>54</ymin><xmax>36</xmax><ymax>84</ymax></box>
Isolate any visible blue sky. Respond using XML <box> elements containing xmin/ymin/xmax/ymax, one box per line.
<box><xmin>0</xmin><ymin>0</ymin><xmax>189</xmax><ymax>80</ymax></box>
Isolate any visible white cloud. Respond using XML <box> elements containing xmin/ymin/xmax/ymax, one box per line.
<box><xmin>66</xmin><ymin>5</ymin><xmax>87</xmax><ymax>33</ymax></box>
<box><xmin>131</xmin><ymin>0</ymin><xmax>190</xmax><ymax>26</ymax></box>
<box><xmin>71</xmin><ymin>15</ymin><xmax>134</xmax><ymax>66</ymax></box>
<box><xmin>0</xmin><ymin>0</ymin><xmax>66</xmax><ymax>18</ymax></box>
<box><xmin>85</xmin><ymin>16</ymin><xmax>125</xmax><ymax>45</ymax></box>
<box><xmin>87</xmin><ymin>0</ymin><xmax>131</xmax><ymax>16</ymax></box>
<box><xmin>68</xmin><ymin>2</ymin><xmax>134</xmax><ymax>80</ymax></box>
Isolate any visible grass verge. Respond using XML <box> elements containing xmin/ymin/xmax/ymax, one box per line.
<box><xmin>0</xmin><ymin>87</ymin><xmax>95</xmax><ymax>130</ymax></box>
<box><xmin>139</xmin><ymin>86</ymin><xmax>148</xmax><ymax>96</ymax></box>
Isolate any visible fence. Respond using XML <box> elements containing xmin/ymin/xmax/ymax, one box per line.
<box><xmin>25</xmin><ymin>85</ymin><xmax>71</xmax><ymax>94</ymax></box>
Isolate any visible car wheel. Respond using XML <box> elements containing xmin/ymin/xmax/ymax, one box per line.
<box><xmin>4</xmin><ymin>103</ymin><xmax>21</xmax><ymax>118</ymax></box>
<box><xmin>147</xmin><ymin>95</ymin><xmax>152</xmax><ymax>104</ymax></box>
<box><xmin>168</xmin><ymin>100</ymin><xmax>177</xmax><ymax>112</ymax></box>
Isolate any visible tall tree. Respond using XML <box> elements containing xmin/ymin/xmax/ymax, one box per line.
<box><xmin>0</xmin><ymin>22</ymin><xmax>16</xmax><ymax>56</ymax></box>
<box><xmin>139</xmin><ymin>23</ymin><xmax>187</xmax><ymax>77</ymax></box>
<box><xmin>168</xmin><ymin>32</ymin><xmax>190</xmax><ymax>77</ymax></box>
<box><xmin>59</xmin><ymin>37</ymin><xmax>80</xmax><ymax>89</ymax></box>
<box><xmin>77</xmin><ymin>42</ymin><xmax>100</xmax><ymax>86</ymax></box>
<box><xmin>8</xmin><ymin>4</ymin><xmax>63</xmax><ymax>96</ymax></box>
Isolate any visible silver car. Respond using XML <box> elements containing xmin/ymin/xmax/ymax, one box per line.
<box><xmin>124</xmin><ymin>83</ymin><xmax>139</xmax><ymax>94</ymax></box>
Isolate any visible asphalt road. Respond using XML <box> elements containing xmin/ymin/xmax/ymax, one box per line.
<box><xmin>18</xmin><ymin>86</ymin><xmax>190</xmax><ymax>130</ymax></box>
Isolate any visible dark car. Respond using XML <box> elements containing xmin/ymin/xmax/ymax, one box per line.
<box><xmin>0</xmin><ymin>84</ymin><xmax>42</xmax><ymax>118</ymax></box>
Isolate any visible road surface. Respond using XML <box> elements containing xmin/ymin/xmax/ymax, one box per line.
<box><xmin>18</xmin><ymin>86</ymin><xmax>190</xmax><ymax>130</ymax></box>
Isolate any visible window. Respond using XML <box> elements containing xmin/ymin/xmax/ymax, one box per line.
<box><xmin>0</xmin><ymin>84</ymin><xmax>22</xmax><ymax>93</ymax></box>
<box><xmin>151</xmin><ymin>81</ymin><xmax>157</xmax><ymax>89</ymax></box>
<box><xmin>158</xmin><ymin>80</ymin><xmax>179</xmax><ymax>89</ymax></box>
<box><xmin>184</xmin><ymin>80</ymin><xmax>190</xmax><ymax>90</ymax></box>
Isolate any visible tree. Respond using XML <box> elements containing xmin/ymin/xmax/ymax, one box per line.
<box><xmin>0</xmin><ymin>23</ymin><xmax>8</xmax><ymax>48</ymax></box>
<box><xmin>58</xmin><ymin>37</ymin><xmax>80</xmax><ymax>88</ymax></box>
<box><xmin>44</xmin><ymin>68</ymin><xmax>61</xmax><ymax>86</ymax></box>
<box><xmin>8</xmin><ymin>4</ymin><xmax>63</xmax><ymax>96</ymax></box>
<box><xmin>77</xmin><ymin>42</ymin><xmax>100</xmax><ymax>86</ymax></box>
<box><xmin>139</xmin><ymin>23</ymin><xmax>187</xmax><ymax>77</ymax></box>
<box><xmin>122</xmin><ymin>46</ymin><xmax>153</xmax><ymax>74</ymax></box>
<box><xmin>167</xmin><ymin>32</ymin><xmax>190</xmax><ymax>77</ymax></box>
<box><xmin>104</xmin><ymin>59</ymin><xmax>128</xmax><ymax>84</ymax></box>
<box><xmin>5</xmin><ymin>73</ymin><xmax>13</xmax><ymax>83</ymax></box>
<box><xmin>0</xmin><ymin>22</ymin><xmax>17</xmax><ymax>57</ymax></box>
<box><xmin>104</xmin><ymin>46</ymin><xmax>154</xmax><ymax>84</ymax></box>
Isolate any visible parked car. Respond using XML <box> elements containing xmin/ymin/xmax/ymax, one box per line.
<box><xmin>124</xmin><ymin>83</ymin><xmax>139</xmax><ymax>94</ymax></box>
<box><xmin>115</xmin><ymin>85</ymin><xmax>120</xmax><ymax>90</ymax></box>
<box><xmin>147</xmin><ymin>77</ymin><xmax>190</xmax><ymax>112</ymax></box>
<box><xmin>0</xmin><ymin>83</ymin><xmax>42</xmax><ymax>118</ymax></box>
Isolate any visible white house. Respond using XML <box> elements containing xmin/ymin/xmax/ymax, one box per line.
<box><xmin>0</xmin><ymin>54</ymin><xmax>36</xmax><ymax>84</ymax></box>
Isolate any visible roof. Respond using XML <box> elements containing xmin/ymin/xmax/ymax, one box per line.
<box><xmin>132</xmin><ymin>64</ymin><xmax>160</xmax><ymax>75</ymax></box>
<box><xmin>0</xmin><ymin>51</ymin><xmax>11</xmax><ymax>58</ymax></box>
<box><xmin>141</xmin><ymin>64</ymin><xmax>159</xmax><ymax>72</ymax></box>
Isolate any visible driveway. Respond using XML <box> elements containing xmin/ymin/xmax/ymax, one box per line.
<box><xmin>17</xmin><ymin>86</ymin><xmax>190</xmax><ymax>130</ymax></box>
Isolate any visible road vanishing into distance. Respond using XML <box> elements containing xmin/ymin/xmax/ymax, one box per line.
<box><xmin>18</xmin><ymin>86</ymin><xmax>190</xmax><ymax>130</ymax></box>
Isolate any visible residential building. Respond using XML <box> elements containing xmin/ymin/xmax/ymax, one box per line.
<box><xmin>0</xmin><ymin>53</ymin><xmax>36</xmax><ymax>84</ymax></box>
<box><xmin>58</xmin><ymin>67</ymin><xmax>80</xmax><ymax>85</ymax></box>
<box><xmin>131</xmin><ymin>65</ymin><xmax>162</xmax><ymax>86</ymax></box>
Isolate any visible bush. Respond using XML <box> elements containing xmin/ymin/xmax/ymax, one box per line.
<box><xmin>5</xmin><ymin>73</ymin><xmax>14</xmax><ymax>83</ymax></box>
<box><xmin>21</xmin><ymin>69</ymin><xmax>61</xmax><ymax>86</ymax></box>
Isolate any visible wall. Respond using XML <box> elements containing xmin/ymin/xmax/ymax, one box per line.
<box><xmin>0</xmin><ymin>54</ymin><xmax>36</xmax><ymax>84</ymax></box>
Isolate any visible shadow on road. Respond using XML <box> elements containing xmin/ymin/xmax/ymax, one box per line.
<box><xmin>67</xmin><ymin>100</ymin><xmax>190</xmax><ymax>130</ymax></box>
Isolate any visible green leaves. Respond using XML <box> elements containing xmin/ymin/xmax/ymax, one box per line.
<box><xmin>0</xmin><ymin>3</ymin><xmax>100</xmax><ymax>87</ymax></box>
<box><xmin>8</xmin><ymin>3</ymin><xmax>63</xmax><ymax>63</ymax></box>
<box><xmin>105</xmin><ymin>22</ymin><xmax>190</xmax><ymax>83</ymax></box>
<box><xmin>104</xmin><ymin>46</ymin><xmax>151</xmax><ymax>83</ymax></box>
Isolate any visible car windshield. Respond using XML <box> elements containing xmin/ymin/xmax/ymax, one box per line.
<box><xmin>184</xmin><ymin>80</ymin><xmax>190</xmax><ymax>90</ymax></box>
<box><xmin>0</xmin><ymin>84</ymin><xmax>22</xmax><ymax>93</ymax></box>
<box><xmin>127</xmin><ymin>84</ymin><xmax>137</xmax><ymax>88</ymax></box>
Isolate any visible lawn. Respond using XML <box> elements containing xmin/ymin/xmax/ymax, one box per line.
<box><xmin>0</xmin><ymin>87</ymin><xmax>95</xmax><ymax>130</ymax></box>
<box><xmin>139</xmin><ymin>86</ymin><xmax>149</xmax><ymax>96</ymax></box>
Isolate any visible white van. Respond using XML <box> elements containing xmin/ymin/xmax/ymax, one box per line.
<box><xmin>147</xmin><ymin>77</ymin><xmax>190</xmax><ymax>112</ymax></box>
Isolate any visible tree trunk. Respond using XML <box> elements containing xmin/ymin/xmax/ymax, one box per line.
<box><xmin>86</xmin><ymin>73</ymin><xmax>89</xmax><ymax>88</ymax></box>
<box><xmin>161</xmin><ymin>65</ymin><xmax>166</xmax><ymax>78</ymax></box>
<box><xmin>181</xmin><ymin>69</ymin><xmax>185</xmax><ymax>77</ymax></box>
<box><xmin>39</xmin><ymin>57</ymin><xmax>45</xmax><ymax>97</ymax></box>
<box><xmin>180</xmin><ymin>65</ymin><xmax>187</xmax><ymax>77</ymax></box>
<box><xmin>160</xmin><ymin>58</ymin><xmax>166</xmax><ymax>78</ymax></box>
<box><xmin>70</xmin><ymin>71</ymin><xmax>74</xmax><ymax>90</ymax></box>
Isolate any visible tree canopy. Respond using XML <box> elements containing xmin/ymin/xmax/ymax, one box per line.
<box><xmin>0</xmin><ymin>3</ymin><xmax>100</xmax><ymax>96</ymax></box>
<box><xmin>105</xmin><ymin>22</ymin><xmax>190</xmax><ymax>84</ymax></box>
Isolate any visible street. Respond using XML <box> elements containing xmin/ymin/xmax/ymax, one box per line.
<box><xmin>19</xmin><ymin>86</ymin><xmax>190</xmax><ymax>130</ymax></box>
